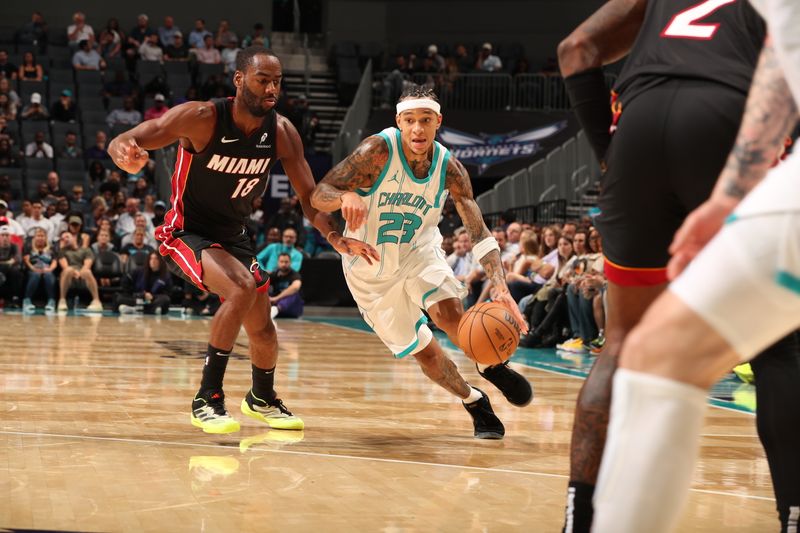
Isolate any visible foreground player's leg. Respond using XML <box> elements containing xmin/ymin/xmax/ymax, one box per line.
<box><xmin>412</xmin><ymin>338</ymin><xmax>504</xmax><ymax>439</ymax></box>
<box><xmin>749</xmin><ymin>333</ymin><xmax>800</xmax><ymax>533</ymax></box>
<box><xmin>190</xmin><ymin>248</ymin><xmax>258</xmax><ymax>434</ymax></box>
<box><xmin>428</xmin><ymin>297</ymin><xmax>533</xmax><ymax>407</ymax></box>
<box><xmin>564</xmin><ymin>281</ymin><xmax>666</xmax><ymax>533</ymax></box>
<box><xmin>240</xmin><ymin>291</ymin><xmax>304</xmax><ymax>430</ymax></box>
<box><xmin>593</xmin><ymin>291</ymin><xmax>739</xmax><ymax>533</ymax></box>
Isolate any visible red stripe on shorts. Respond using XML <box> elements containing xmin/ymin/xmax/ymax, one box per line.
<box><xmin>604</xmin><ymin>256</ymin><xmax>668</xmax><ymax>287</ymax></box>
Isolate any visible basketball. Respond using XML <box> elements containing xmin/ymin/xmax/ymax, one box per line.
<box><xmin>457</xmin><ymin>302</ymin><xmax>522</xmax><ymax>365</ymax></box>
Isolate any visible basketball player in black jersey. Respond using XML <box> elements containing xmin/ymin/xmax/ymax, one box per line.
<box><xmin>558</xmin><ymin>1</ymin><xmax>800</xmax><ymax>531</ymax></box>
<box><xmin>108</xmin><ymin>46</ymin><xmax>379</xmax><ymax>434</ymax></box>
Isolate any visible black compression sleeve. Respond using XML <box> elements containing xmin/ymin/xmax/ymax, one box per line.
<box><xmin>564</xmin><ymin>68</ymin><xmax>612</xmax><ymax>164</ymax></box>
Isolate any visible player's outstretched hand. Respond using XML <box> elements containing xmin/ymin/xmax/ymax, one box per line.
<box><xmin>112</xmin><ymin>137</ymin><xmax>149</xmax><ymax>175</ymax></box>
<box><xmin>330</xmin><ymin>235</ymin><xmax>381</xmax><ymax>265</ymax></box>
<box><xmin>340</xmin><ymin>192</ymin><xmax>368</xmax><ymax>231</ymax></box>
<box><xmin>668</xmin><ymin>196</ymin><xmax>737</xmax><ymax>280</ymax></box>
<box><xmin>490</xmin><ymin>286</ymin><xmax>529</xmax><ymax>335</ymax></box>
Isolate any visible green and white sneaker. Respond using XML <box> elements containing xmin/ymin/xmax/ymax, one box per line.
<box><xmin>241</xmin><ymin>390</ymin><xmax>304</xmax><ymax>430</ymax></box>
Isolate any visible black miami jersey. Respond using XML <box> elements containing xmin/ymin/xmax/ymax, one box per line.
<box><xmin>156</xmin><ymin>97</ymin><xmax>277</xmax><ymax>244</ymax></box>
<box><xmin>615</xmin><ymin>0</ymin><xmax>766</xmax><ymax>105</ymax></box>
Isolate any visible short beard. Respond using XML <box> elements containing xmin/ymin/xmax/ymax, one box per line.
<box><xmin>240</xmin><ymin>84</ymin><xmax>272</xmax><ymax>117</ymax></box>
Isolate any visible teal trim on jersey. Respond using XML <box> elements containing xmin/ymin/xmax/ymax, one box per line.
<box><xmin>395</xmin><ymin>129</ymin><xmax>439</xmax><ymax>184</ymax></box>
<box><xmin>724</xmin><ymin>213</ymin><xmax>739</xmax><ymax>224</ymax></box>
<box><xmin>421</xmin><ymin>287</ymin><xmax>438</xmax><ymax>309</ymax></box>
<box><xmin>434</xmin><ymin>148</ymin><xmax>451</xmax><ymax>208</ymax></box>
<box><xmin>356</xmin><ymin>131</ymin><xmax>394</xmax><ymax>197</ymax></box>
<box><xmin>776</xmin><ymin>270</ymin><xmax>800</xmax><ymax>295</ymax></box>
<box><xmin>394</xmin><ymin>315</ymin><xmax>429</xmax><ymax>358</ymax></box>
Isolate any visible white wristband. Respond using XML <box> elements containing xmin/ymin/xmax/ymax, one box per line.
<box><xmin>473</xmin><ymin>237</ymin><xmax>501</xmax><ymax>261</ymax></box>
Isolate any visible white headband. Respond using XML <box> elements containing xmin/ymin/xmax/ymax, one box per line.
<box><xmin>396</xmin><ymin>98</ymin><xmax>441</xmax><ymax>115</ymax></box>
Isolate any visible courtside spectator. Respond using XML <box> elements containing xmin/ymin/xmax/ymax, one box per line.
<box><xmin>116</xmin><ymin>251</ymin><xmax>172</xmax><ymax>315</ymax></box>
<box><xmin>119</xmin><ymin>227</ymin><xmax>154</xmax><ymax>267</ymax></box>
<box><xmin>56</xmin><ymin>230</ymin><xmax>103</xmax><ymax>311</ymax></box>
<box><xmin>269</xmin><ymin>253</ymin><xmax>303</xmax><ymax>318</ymax></box>
<box><xmin>0</xmin><ymin>226</ymin><xmax>22</xmax><ymax>307</ymax></box>
<box><xmin>22</xmin><ymin>227</ymin><xmax>56</xmax><ymax>312</ymax></box>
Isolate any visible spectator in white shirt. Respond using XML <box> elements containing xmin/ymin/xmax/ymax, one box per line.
<box><xmin>67</xmin><ymin>12</ymin><xmax>95</xmax><ymax>48</ymax></box>
<box><xmin>476</xmin><ymin>42</ymin><xmax>503</xmax><ymax>72</ymax></box>
<box><xmin>116</xmin><ymin>197</ymin><xmax>141</xmax><ymax>238</ymax></box>
<box><xmin>20</xmin><ymin>199</ymin><xmax>55</xmax><ymax>241</ymax></box>
<box><xmin>138</xmin><ymin>33</ymin><xmax>163</xmax><ymax>62</ymax></box>
<box><xmin>25</xmin><ymin>130</ymin><xmax>53</xmax><ymax>159</ymax></box>
<box><xmin>106</xmin><ymin>97</ymin><xmax>142</xmax><ymax>129</ymax></box>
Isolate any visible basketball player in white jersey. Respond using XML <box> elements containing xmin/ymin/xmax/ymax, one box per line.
<box><xmin>592</xmin><ymin>1</ymin><xmax>800</xmax><ymax>530</ymax></box>
<box><xmin>310</xmin><ymin>85</ymin><xmax>533</xmax><ymax>439</ymax></box>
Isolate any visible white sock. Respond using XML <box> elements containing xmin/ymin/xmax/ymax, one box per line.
<box><xmin>463</xmin><ymin>386</ymin><xmax>483</xmax><ymax>404</ymax></box>
<box><xmin>593</xmin><ymin>368</ymin><xmax>708</xmax><ymax>533</ymax></box>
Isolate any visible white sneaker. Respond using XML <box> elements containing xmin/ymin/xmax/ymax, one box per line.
<box><xmin>118</xmin><ymin>304</ymin><xmax>137</xmax><ymax>314</ymax></box>
<box><xmin>86</xmin><ymin>300</ymin><xmax>104</xmax><ymax>312</ymax></box>
<box><xmin>270</xmin><ymin>306</ymin><xmax>279</xmax><ymax>320</ymax></box>
<box><xmin>57</xmin><ymin>299</ymin><xmax>68</xmax><ymax>312</ymax></box>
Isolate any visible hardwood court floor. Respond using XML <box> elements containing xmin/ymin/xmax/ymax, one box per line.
<box><xmin>0</xmin><ymin>313</ymin><xmax>775</xmax><ymax>532</ymax></box>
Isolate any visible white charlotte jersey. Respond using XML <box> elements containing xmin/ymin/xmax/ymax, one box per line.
<box><xmin>750</xmin><ymin>0</ymin><xmax>800</xmax><ymax>106</ymax></box>
<box><xmin>343</xmin><ymin>127</ymin><xmax>451</xmax><ymax>280</ymax></box>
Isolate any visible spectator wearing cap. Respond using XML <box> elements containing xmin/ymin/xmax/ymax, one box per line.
<box><xmin>106</xmin><ymin>96</ymin><xmax>142</xmax><ymax>129</ymax></box>
<box><xmin>476</xmin><ymin>42</ymin><xmax>503</xmax><ymax>72</ymax></box>
<box><xmin>21</xmin><ymin>92</ymin><xmax>49</xmax><ymax>121</ymax></box>
<box><xmin>164</xmin><ymin>32</ymin><xmax>189</xmax><ymax>61</ymax></box>
<box><xmin>426</xmin><ymin>44</ymin><xmax>445</xmax><ymax>72</ymax></box>
<box><xmin>50</xmin><ymin>89</ymin><xmax>78</xmax><ymax>123</ymax></box>
<box><xmin>215</xmin><ymin>20</ymin><xmax>238</xmax><ymax>48</ymax></box>
<box><xmin>73</xmin><ymin>39</ymin><xmax>106</xmax><ymax>70</ymax></box>
<box><xmin>188</xmin><ymin>19</ymin><xmax>211</xmax><ymax>50</ymax></box>
<box><xmin>158</xmin><ymin>16</ymin><xmax>181</xmax><ymax>47</ymax></box>
<box><xmin>138</xmin><ymin>33</ymin><xmax>163</xmax><ymax>62</ymax></box>
<box><xmin>65</xmin><ymin>212</ymin><xmax>91</xmax><ymax>248</ymax></box>
<box><xmin>85</xmin><ymin>130</ymin><xmax>110</xmax><ymax>161</ymax></box>
<box><xmin>194</xmin><ymin>35</ymin><xmax>221</xmax><ymax>64</ymax></box>
<box><xmin>0</xmin><ymin>225</ymin><xmax>23</xmax><ymax>307</ymax></box>
<box><xmin>67</xmin><ymin>12</ymin><xmax>95</xmax><ymax>48</ymax></box>
<box><xmin>242</xmin><ymin>23</ymin><xmax>269</xmax><ymax>48</ymax></box>
<box><xmin>128</xmin><ymin>14</ymin><xmax>154</xmax><ymax>54</ymax></box>
<box><xmin>25</xmin><ymin>131</ymin><xmax>53</xmax><ymax>159</ymax></box>
<box><xmin>151</xmin><ymin>199</ymin><xmax>167</xmax><ymax>227</ymax></box>
<box><xmin>144</xmin><ymin>94</ymin><xmax>169</xmax><ymax>121</ymax></box>
<box><xmin>58</xmin><ymin>131</ymin><xmax>83</xmax><ymax>159</ymax></box>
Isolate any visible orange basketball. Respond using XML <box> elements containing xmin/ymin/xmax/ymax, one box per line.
<box><xmin>457</xmin><ymin>302</ymin><xmax>521</xmax><ymax>365</ymax></box>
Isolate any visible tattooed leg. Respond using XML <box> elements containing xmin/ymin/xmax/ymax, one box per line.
<box><xmin>413</xmin><ymin>340</ymin><xmax>471</xmax><ymax>399</ymax></box>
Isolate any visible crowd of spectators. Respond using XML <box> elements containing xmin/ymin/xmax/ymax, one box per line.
<box><xmin>438</xmin><ymin>202</ymin><xmax>607</xmax><ymax>355</ymax></box>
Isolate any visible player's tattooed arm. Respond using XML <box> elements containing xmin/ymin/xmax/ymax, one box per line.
<box><xmin>310</xmin><ymin>136</ymin><xmax>389</xmax><ymax>212</ymax></box>
<box><xmin>716</xmin><ymin>40</ymin><xmax>799</xmax><ymax>201</ymax></box>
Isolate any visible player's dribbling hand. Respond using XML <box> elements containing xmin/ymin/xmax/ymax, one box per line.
<box><xmin>668</xmin><ymin>196</ymin><xmax>737</xmax><ymax>280</ymax></box>
<box><xmin>113</xmin><ymin>137</ymin><xmax>149</xmax><ymax>175</ymax></box>
<box><xmin>340</xmin><ymin>192</ymin><xmax>368</xmax><ymax>231</ymax></box>
<box><xmin>490</xmin><ymin>286</ymin><xmax>529</xmax><ymax>335</ymax></box>
<box><xmin>330</xmin><ymin>234</ymin><xmax>381</xmax><ymax>265</ymax></box>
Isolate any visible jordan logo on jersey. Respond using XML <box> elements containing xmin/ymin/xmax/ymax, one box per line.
<box><xmin>206</xmin><ymin>154</ymin><xmax>272</xmax><ymax>175</ymax></box>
